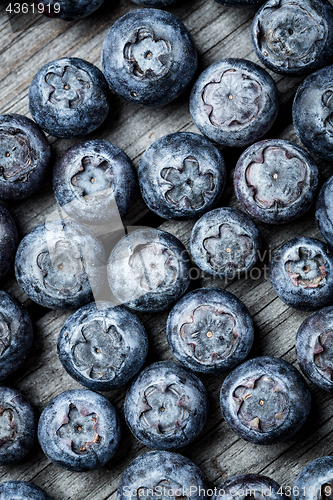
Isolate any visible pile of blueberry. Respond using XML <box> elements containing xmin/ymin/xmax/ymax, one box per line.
<box><xmin>2</xmin><ymin>0</ymin><xmax>333</xmax><ymax>498</ymax></box>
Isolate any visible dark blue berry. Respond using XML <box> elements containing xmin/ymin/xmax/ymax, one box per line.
<box><xmin>35</xmin><ymin>0</ymin><xmax>105</xmax><ymax>19</ymax></box>
<box><xmin>0</xmin><ymin>204</ymin><xmax>18</xmax><ymax>280</ymax></box>
<box><xmin>215</xmin><ymin>474</ymin><xmax>288</xmax><ymax>500</ymax></box>
<box><xmin>252</xmin><ymin>0</ymin><xmax>333</xmax><ymax>76</ymax></box>
<box><xmin>270</xmin><ymin>237</ymin><xmax>333</xmax><ymax>311</ymax></box>
<box><xmin>292</xmin><ymin>456</ymin><xmax>333</xmax><ymax>500</ymax></box>
<box><xmin>296</xmin><ymin>306</ymin><xmax>333</xmax><ymax>392</ymax></box>
<box><xmin>215</xmin><ymin>0</ymin><xmax>264</xmax><ymax>4</ymax></box>
<box><xmin>0</xmin><ymin>291</ymin><xmax>33</xmax><ymax>382</ymax></box>
<box><xmin>138</xmin><ymin>132</ymin><xmax>226</xmax><ymax>220</ymax></box>
<box><xmin>14</xmin><ymin>219</ymin><xmax>105</xmax><ymax>310</ymax></box>
<box><xmin>107</xmin><ymin>228</ymin><xmax>191</xmax><ymax>312</ymax></box>
<box><xmin>293</xmin><ymin>64</ymin><xmax>333</xmax><ymax>162</ymax></box>
<box><xmin>124</xmin><ymin>361</ymin><xmax>208</xmax><ymax>450</ymax></box>
<box><xmin>0</xmin><ymin>387</ymin><xmax>37</xmax><ymax>465</ymax></box>
<box><xmin>190</xmin><ymin>58</ymin><xmax>278</xmax><ymax>147</ymax></box>
<box><xmin>316</xmin><ymin>174</ymin><xmax>333</xmax><ymax>247</ymax></box>
<box><xmin>167</xmin><ymin>288</ymin><xmax>254</xmax><ymax>374</ymax></box>
<box><xmin>190</xmin><ymin>207</ymin><xmax>261</xmax><ymax>279</ymax></box>
<box><xmin>131</xmin><ymin>0</ymin><xmax>178</xmax><ymax>7</ymax></box>
<box><xmin>117</xmin><ymin>450</ymin><xmax>209</xmax><ymax>500</ymax></box>
<box><xmin>234</xmin><ymin>139</ymin><xmax>319</xmax><ymax>224</ymax></box>
<box><xmin>0</xmin><ymin>482</ymin><xmax>52</xmax><ymax>500</ymax></box>
<box><xmin>29</xmin><ymin>58</ymin><xmax>110</xmax><ymax>139</ymax></box>
<box><xmin>101</xmin><ymin>9</ymin><xmax>197</xmax><ymax>107</ymax></box>
<box><xmin>58</xmin><ymin>301</ymin><xmax>149</xmax><ymax>391</ymax></box>
<box><xmin>38</xmin><ymin>389</ymin><xmax>121</xmax><ymax>472</ymax></box>
<box><xmin>0</xmin><ymin>114</ymin><xmax>51</xmax><ymax>200</ymax></box>
<box><xmin>53</xmin><ymin>140</ymin><xmax>138</xmax><ymax>225</ymax></box>
<box><xmin>220</xmin><ymin>356</ymin><xmax>311</xmax><ymax>445</ymax></box>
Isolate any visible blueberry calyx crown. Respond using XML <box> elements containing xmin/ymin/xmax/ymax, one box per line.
<box><xmin>56</xmin><ymin>403</ymin><xmax>102</xmax><ymax>455</ymax></box>
<box><xmin>180</xmin><ymin>305</ymin><xmax>239</xmax><ymax>365</ymax></box>
<box><xmin>233</xmin><ymin>374</ymin><xmax>290</xmax><ymax>432</ymax></box>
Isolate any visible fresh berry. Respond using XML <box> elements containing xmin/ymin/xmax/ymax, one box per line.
<box><xmin>316</xmin><ymin>174</ymin><xmax>333</xmax><ymax>247</ymax></box>
<box><xmin>124</xmin><ymin>361</ymin><xmax>209</xmax><ymax>449</ymax></box>
<box><xmin>293</xmin><ymin>64</ymin><xmax>333</xmax><ymax>162</ymax></box>
<box><xmin>234</xmin><ymin>139</ymin><xmax>319</xmax><ymax>224</ymax></box>
<box><xmin>0</xmin><ymin>291</ymin><xmax>33</xmax><ymax>381</ymax></box>
<box><xmin>220</xmin><ymin>356</ymin><xmax>311</xmax><ymax>444</ymax></box>
<box><xmin>131</xmin><ymin>0</ymin><xmax>178</xmax><ymax>7</ymax></box>
<box><xmin>15</xmin><ymin>219</ymin><xmax>105</xmax><ymax>310</ymax></box>
<box><xmin>38</xmin><ymin>389</ymin><xmax>121</xmax><ymax>471</ymax></box>
<box><xmin>190</xmin><ymin>207</ymin><xmax>261</xmax><ymax>279</ymax></box>
<box><xmin>167</xmin><ymin>288</ymin><xmax>254</xmax><ymax>374</ymax></box>
<box><xmin>0</xmin><ymin>482</ymin><xmax>52</xmax><ymax>500</ymax></box>
<box><xmin>36</xmin><ymin>0</ymin><xmax>105</xmax><ymax>19</ymax></box>
<box><xmin>29</xmin><ymin>58</ymin><xmax>110</xmax><ymax>138</ymax></box>
<box><xmin>101</xmin><ymin>9</ymin><xmax>197</xmax><ymax>107</ymax></box>
<box><xmin>58</xmin><ymin>301</ymin><xmax>149</xmax><ymax>391</ymax></box>
<box><xmin>215</xmin><ymin>0</ymin><xmax>264</xmax><ymax>5</ymax></box>
<box><xmin>190</xmin><ymin>58</ymin><xmax>278</xmax><ymax>147</ymax></box>
<box><xmin>53</xmin><ymin>140</ymin><xmax>138</xmax><ymax>225</ymax></box>
<box><xmin>0</xmin><ymin>204</ymin><xmax>18</xmax><ymax>280</ymax></box>
<box><xmin>117</xmin><ymin>451</ymin><xmax>208</xmax><ymax>500</ymax></box>
<box><xmin>138</xmin><ymin>132</ymin><xmax>226</xmax><ymax>220</ymax></box>
<box><xmin>0</xmin><ymin>387</ymin><xmax>37</xmax><ymax>465</ymax></box>
<box><xmin>107</xmin><ymin>227</ymin><xmax>191</xmax><ymax>312</ymax></box>
<box><xmin>252</xmin><ymin>0</ymin><xmax>333</xmax><ymax>76</ymax></box>
<box><xmin>292</xmin><ymin>456</ymin><xmax>333</xmax><ymax>500</ymax></box>
<box><xmin>270</xmin><ymin>237</ymin><xmax>333</xmax><ymax>311</ymax></box>
<box><xmin>296</xmin><ymin>306</ymin><xmax>333</xmax><ymax>392</ymax></box>
<box><xmin>0</xmin><ymin>114</ymin><xmax>51</xmax><ymax>200</ymax></box>
<box><xmin>215</xmin><ymin>474</ymin><xmax>288</xmax><ymax>500</ymax></box>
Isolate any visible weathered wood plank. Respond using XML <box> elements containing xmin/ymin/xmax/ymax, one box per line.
<box><xmin>1</xmin><ymin>1</ymin><xmax>333</xmax><ymax>500</ymax></box>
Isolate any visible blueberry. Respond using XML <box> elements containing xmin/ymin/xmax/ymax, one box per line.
<box><xmin>0</xmin><ymin>387</ymin><xmax>37</xmax><ymax>465</ymax></box>
<box><xmin>15</xmin><ymin>219</ymin><xmax>105</xmax><ymax>310</ymax></box>
<box><xmin>0</xmin><ymin>204</ymin><xmax>18</xmax><ymax>280</ymax></box>
<box><xmin>0</xmin><ymin>291</ymin><xmax>33</xmax><ymax>381</ymax></box>
<box><xmin>296</xmin><ymin>306</ymin><xmax>333</xmax><ymax>392</ymax></box>
<box><xmin>58</xmin><ymin>301</ymin><xmax>149</xmax><ymax>391</ymax></box>
<box><xmin>131</xmin><ymin>0</ymin><xmax>178</xmax><ymax>7</ymax></box>
<box><xmin>252</xmin><ymin>0</ymin><xmax>333</xmax><ymax>76</ymax></box>
<box><xmin>293</xmin><ymin>64</ymin><xmax>333</xmax><ymax>162</ymax></box>
<box><xmin>234</xmin><ymin>139</ymin><xmax>319</xmax><ymax>224</ymax></box>
<box><xmin>0</xmin><ymin>482</ymin><xmax>52</xmax><ymax>500</ymax></box>
<box><xmin>117</xmin><ymin>450</ymin><xmax>209</xmax><ymax>500</ymax></box>
<box><xmin>215</xmin><ymin>474</ymin><xmax>288</xmax><ymax>500</ymax></box>
<box><xmin>190</xmin><ymin>207</ymin><xmax>261</xmax><ymax>279</ymax></box>
<box><xmin>53</xmin><ymin>140</ymin><xmax>138</xmax><ymax>225</ymax></box>
<box><xmin>315</xmin><ymin>174</ymin><xmax>333</xmax><ymax>247</ymax></box>
<box><xmin>220</xmin><ymin>356</ymin><xmax>311</xmax><ymax>445</ymax></box>
<box><xmin>29</xmin><ymin>58</ymin><xmax>110</xmax><ymax>139</ymax></box>
<box><xmin>38</xmin><ymin>389</ymin><xmax>121</xmax><ymax>472</ymax></box>
<box><xmin>35</xmin><ymin>0</ymin><xmax>105</xmax><ymax>19</ymax></box>
<box><xmin>189</xmin><ymin>58</ymin><xmax>278</xmax><ymax>147</ymax></box>
<box><xmin>101</xmin><ymin>9</ymin><xmax>197</xmax><ymax>107</ymax></box>
<box><xmin>214</xmin><ymin>0</ymin><xmax>264</xmax><ymax>5</ymax></box>
<box><xmin>0</xmin><ymin>114</ymin><xmax>51</xmax><ymax>200</ymax></box>
<box><xmin>292</xmin><ymin>456</ymin><xmax>333</xmax><ymax>500</ymax></box>
<box><xmin>270</xmin><ymin>237</ymin><xmax>333</xmax><ymax>311</ymax></box>
<box><xmin>107</xmin><ymin>227</ymin><xmax>191</xmax><ymax>312</ymax></box>
<box><xmin>167</xmin><ymin>288</ymin><xmax>254</xmax><ymax>374</ymax></box>
<box><xmin>124</xmin><ymin>361</ymin><xmax>208</xmax><ymax>450</ymax></box>
<box><xmin>138</xmin><ymin>132</ymin><xmax>226</xmax><ymax>220</ymax></box>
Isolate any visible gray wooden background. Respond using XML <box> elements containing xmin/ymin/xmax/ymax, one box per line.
<box><xmin>0</xmin><ymin>1</ymin><xmax>333</xmax><ymax>499</ymax></box>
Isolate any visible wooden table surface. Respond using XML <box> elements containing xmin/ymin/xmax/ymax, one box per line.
<box><xmin>1</xmin><ymin>1</ymin><xmax>333</xmax><ymax>499</ymax></box>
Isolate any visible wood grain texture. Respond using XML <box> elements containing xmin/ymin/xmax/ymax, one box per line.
<box><xmin>0</xmin><ymin>1</ymin><xmax>333</xmax><ymax>499</ymax></box>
